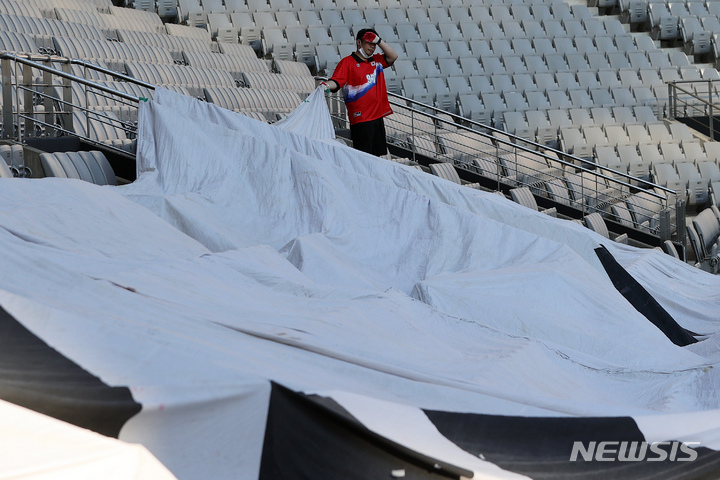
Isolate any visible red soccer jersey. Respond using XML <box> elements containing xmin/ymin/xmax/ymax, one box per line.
<box><xmin>330</xmin><ymin>52</ymin><xmax>393</xmax><ymax>126</ymax></box>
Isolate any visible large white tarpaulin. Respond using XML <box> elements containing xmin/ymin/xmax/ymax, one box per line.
<box><xmin>0</xmin><ymin>87</ymin><xmax>719</xmax><ymax>478</ymax></box>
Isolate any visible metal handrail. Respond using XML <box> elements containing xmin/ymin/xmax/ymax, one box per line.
<box><xmin>388</xmin><ymin>94</ymin><xmax>675</xmax><ymax>200</ymax></box>
<box><xmin>1</xmin><ymin>53</ymin><xmax>147</xmax><ymax>102</ymax></box>
<box><xmin>322</xmin><ymin>80</ymin><xmax>681</xmax><ymax>243</ymax></box>
<box><xmin>0</xmin><ymin>52</ymin><xmax>154</xmax><ymax>156</ymax></box>
<box><xmin>667</xmin><ymin>79</ymin><xmax>719</xmax><ymax>140</ymax></box>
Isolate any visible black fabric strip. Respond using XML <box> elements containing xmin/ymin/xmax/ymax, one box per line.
<box><xmin>0</xmin><ymin>305</ymin><xmax>141</xmax><ymax>438</ymax></box>
<box><xmin>259</xmin><ymin>382</ymin><xmax>472</xmax><ymax>480</ymax></box>
<box><xmin>594</xmin><ymin>244</ymin><xmax>697</xmax><ymax>346</ymax></box>
<box><xmin>425</xmin><ymin>410</ymin><xmax>720</xmax><ymax>480</ymax></box>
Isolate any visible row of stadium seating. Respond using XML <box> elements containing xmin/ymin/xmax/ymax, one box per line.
<box><xmin>174</xmin><ymin>0</ymin><xmax>563</xmax><ymax>21</ymax></box>
<box><xmin>215</xmin><ymin>13</ymin><xmax>623</xmax><ymax>42</ymax></box>
<box><xmin>425</xmin><ymin>139</ymin><xmax>673</xmax><ymax>236</ymax></box>
<box><xmin>434</xmin><ymin>163</ymin><xmax>640</xmax><ymax>245</ymax></box>
<box><xmin>383</xmin><ymin>103</ymin><xmax>693</xmax><ymax>246</ymax></box>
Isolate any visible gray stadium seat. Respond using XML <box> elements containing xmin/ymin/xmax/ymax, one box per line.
<box><xmin>510</xmin><ymin>186</ymin><xmax>557</xmax><ymax>216</ymax></box>
<box><xmin>40</xmin><ymin>151</ymin><xmax>117</xmax><ymax>185</ymax></box>
<box><xmin>429</xmin><ymin>162</ymin><xmax>481</xmax><ymax>188</ymax></box>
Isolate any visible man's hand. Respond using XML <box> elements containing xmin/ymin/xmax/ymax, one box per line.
<box><xmin>319</xmin><ymin>81</ymin><xmax>332</xmax><ymax>93</ymax></box>
<box><xmin>361</xmin><ymin>31</ymin><xmax>381</xmax><ymax>45</ymax></box>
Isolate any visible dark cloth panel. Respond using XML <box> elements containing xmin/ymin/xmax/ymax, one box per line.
<box><xmin>260</xmin><ymin>382</ymin><xmax>472</xmax><ymax>479</ymax></box>
<box><xmin>426</xmin><ymin>410</ymin><xmax>720</xmax><ymax>480</ymax></box>
<box><xmin>0</xmin><ymin>305</ymin><xmax>141</xmax><ymax>437</ymax></box>
<box><xmin>595</xmin><ymin>245</ymin><xmax>697</xmax><ymax>346</ymax></box>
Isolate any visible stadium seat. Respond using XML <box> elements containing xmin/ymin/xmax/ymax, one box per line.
<box><xmin>675</xmin><ymin>161</ymin><xmax>707</xmax><ymax>205</ymax></box>
<box><xmin>39</xmin><ymin>151</ymin><xmax>117</xmax><ymax>185</ymax></box>
<box><xmin>626</xmin><ymin>124</ymin><xmax>652</xmax><ymax>144</ymax></box>
<box><xmin>691</xmin><ymin>206</ymin><xmax>720</xmax><ymax>271</ymax></box>
<box><xmin>545</xmin><ymin>178</ymin><xmax>572</xmax><ymax>206</ymax></box>
<box><xmin>429</xmin><ymin>162</ymin><xmax>481</xmax><ymax>189</ymax></box>
<box><xmin>584</xmin><ymin>212</ymin><xmax>628</xmax><ymax>243</ymax></box>
<box><xmin>410</xmin><ymin>134</ymin><xmax>440</xmax><ymax>158</ymax></box>
<box><xmin>604</xmin><ymin>125</ymin><xmax>630</xmax><ymax>146</ymax></box>
<box><xmin>611</xmin><ymin>106</ymin><xmax>635</xmax><ymax>124</ymax></box>
<box><xmin>697</xmin><ymin>160</ymin><xmax>720</xmax><ymax>186</ymax></box>
<box><xmin>596</xmin><ymin>145</ymin><xmax>624</xmax><ymax>171</ymax></box>
<box><xmin>510</xmin><ymin>186</ymin><xmax>557</xmax><ymax>216</ymax></box>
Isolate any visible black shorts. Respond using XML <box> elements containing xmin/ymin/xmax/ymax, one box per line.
<box><xmin>350</xmin><ymin>117</ymin><xmax>388</xmax><ymax>157</ymax></box>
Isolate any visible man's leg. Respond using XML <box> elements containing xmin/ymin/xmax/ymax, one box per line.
<box><xmin>349</xmin><ymin>121</ymin><xmax>375</xmax><ymax>155</ymax></box>
<box><xmin>350</xmin><ymin>118</ymin><xmax>387</xmax><ymax>156</ymax></box>
<box><xmin>370</xmin><ymin>117</ymin><xmax>388</xmax><ymax>157</ymax></box>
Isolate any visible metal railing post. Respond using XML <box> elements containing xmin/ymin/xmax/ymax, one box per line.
<box><xmin>675</xmin><ymin>197</ymin><xmax>686</xmax><ymax>246</ymax></box>
<box><xmin>1</xmin><ymin>58</ymin><xmax>12</xmax><ymax>138</ymax></box>
<box><xmin>709</xmin><ymin>80</ymin><xmax>715</xmax><ymax>141</ymax></box>
<box><xmin>659</xmin><ymin>208</ymin><xmax>671</xmax><ymax>241</ymax></box>
<box><xmin>61</xmin><ymin>60</ymin><xmax>72</xmax><ymax>134</ymax></box>
<box><xmin>22</xmin><ymin>60</ymin><xmax>33</xmax><ymax>142</ymax></box>
<box><xmin>43</xmin><ymin>57</ymin><xmax>54</xmax><ymax>138</ymax></box>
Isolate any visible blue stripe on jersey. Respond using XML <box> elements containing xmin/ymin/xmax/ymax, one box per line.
<box><xmin>343</xmin><ymin>63</ymin><xmax>384</xmax><ymax>103</ymax></box>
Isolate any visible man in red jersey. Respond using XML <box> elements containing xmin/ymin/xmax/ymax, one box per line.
<box><xmin>322</xmin><ymin>28</ymin><xmax>398</xmax><ymax>156</ymax></box>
